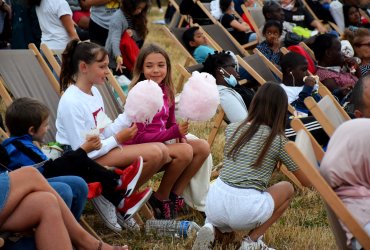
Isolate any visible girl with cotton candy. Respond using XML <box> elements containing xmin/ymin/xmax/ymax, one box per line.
<box><xmin>56</xmin><ymin>40</ymin><xmax>171</xmax><ymax>228</ymax></box>
<box><xmin>126</xmin><ymin>43</ymin><xmax>211</xmax><ymax>220</ymax></box>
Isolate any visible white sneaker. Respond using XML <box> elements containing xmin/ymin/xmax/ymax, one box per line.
<box><xmin>91</xmin><ymin>195</ymin><xmax>122</xmax><ymax>232</ymax></box>
<box><xmin>192</xmin><ymin>223</ymin><xmax>215</xmax><ymax>250</ymax></box>
<box><xmin>116</xmin><ymin>212</ymin><xmax>140</xmax><ymax>232</ymax></box>
<box><xmin>239</xmin><ymin>236</ymin><xmax>275</xmax><ymax>250</ymax></box>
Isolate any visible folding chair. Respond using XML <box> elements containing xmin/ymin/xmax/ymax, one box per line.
<box><xmin>299</xmin><ymin>0</ymin><xmax>342</xmax><ymax>35</ymax></box>
<box><xmin>304</xmin><ymin>94</ymin><xmax>351</xmax><ymax>137</ymax></box>
<box><xmin>200</xmin><ymin>24</ymin><xmax>250</xmax><ymax>56</ymax></box>
<box><xmin>245</xmin><ymin>5</ymin><xmax>265</xmax><ymax>30</ymax></box>
<box><xmin>168</xmin><ymin>0</ymin><xmax>188</xmax><ymax>28</ymax></box>
<box><xmin>196</xmin><ymin>1</ymin><xmax>218</xmax><ymax>24</ymax></box>
<box><xmin>241</xmin><ymin>4</ymin><xmax>262</xmax><ymax>42</ymax></box>
<box><xmin>285</xmin><ymin>125</ymin><xmax>370</xmax><ymax>250</ymax></box>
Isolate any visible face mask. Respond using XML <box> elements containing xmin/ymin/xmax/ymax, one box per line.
<box><xmin>220</xmin><ymin>67</ymin><xmax>238</xmax><ymax>87</ymax></box>
<box><xmin>282</xmin><ymin>1</ymin><xmax>295</xmax><ymax>11</ymax></box>
<box><xmin>223</xmin><ymin>74</ymin><xmax>238</xmax><ymax>87</ymax></box>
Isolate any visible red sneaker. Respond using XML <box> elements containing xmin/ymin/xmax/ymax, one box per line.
<box><xmin>117</xmin><ymin>187</ymin><xmax>152</xmax><ymax>220</ymax></box>
<box><xmin>116</xmin><ymin>156</ymin><xmax>143</xmax><ymax>197</ymax></box>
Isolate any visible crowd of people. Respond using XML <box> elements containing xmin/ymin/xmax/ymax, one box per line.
<box><xmin>0</xmin><ymin>0</ymin><xmax>370</xmax><ymax>249</ymax></box>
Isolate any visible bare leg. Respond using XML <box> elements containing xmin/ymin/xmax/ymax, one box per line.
<box><xmin>171</xmin><ymin>139</ymin><xmax>210</xmax><ymax>195</ymax></box>
<box><xmin>96</xmin><ymin>142</ymin><xmax>170</xmax><ymax>188</ymax></box>
<box><xmin>0</xmin><ymin>167</ymin><xmax>128</xmax><ymax>250</ymax></box>
<box><xmin>248</xmin><ymin>181</ymin><xmax>294</xmax><ymax>241</ymax></box>
<box><xmin>1</xmin><ymin>191</ymin><xmax>72</xmax><ymax>250</ymax></box>
<box><xmin>155</xmin><ymin>143</ymin><xmax>193</xmax><ymax>200</ymax></box>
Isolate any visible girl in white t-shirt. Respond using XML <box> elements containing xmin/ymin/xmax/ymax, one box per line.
<box><xmin>56</xmin><ymin>40</ymin><xmax>169</xmax><ymax>195</ymax></box>
<box><xmin>29</xmin><ymin>0</ymin><xmax>79</xmax><ymax>50</ymax></box>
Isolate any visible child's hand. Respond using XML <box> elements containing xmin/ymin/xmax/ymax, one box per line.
<box><xmin>303</xmin><ymin>76</ymin><xmax>316</xmax><ymax>87</ymax></box>
<box><xmin>178</xmin><ymin>121</ymin><xmax>189</xmax><ymax>136</ymax></box>
<box><xmin>81</xmin><ymin>135</ymin><xmax>102</xmax><ymax>153</ymax></box>
<box><xmin>115</xmin><ymin>56</ymin><xmax>125</xmax><ymax>73</ymax></box>
<box><xmin>126</xmin><ymin>29</ymin><xmax>133</xmax><ymax>37</ymax></box>
<box><xmin>115</xmin><ymin>123</ymin><xmax>138</xmax><ymax>144</ymax></box>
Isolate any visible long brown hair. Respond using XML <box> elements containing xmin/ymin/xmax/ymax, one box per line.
<box><xmin>130</xmin><ymin>43</ymin><xmax>175</xmax><ymax>104</ymax></box>
<box><xmin>120</xmin><ymin>0</ymin><xmax>151</xmax><ymax>40</ymax></box>
<box><xmin>227</xmin><ymin>83</ymin><xmax>288</xmax><ymax>167</ymax></box>
<box><xmin>59</xmin><ymin>40</ymin><xmax>108</xmax><ymax>92</ymax></box>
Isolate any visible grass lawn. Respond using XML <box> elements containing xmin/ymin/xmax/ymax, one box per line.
<box><xmin>83</xmin><ymin>3</ymin><xmax>337</xmax><ymax>249</ymax></box>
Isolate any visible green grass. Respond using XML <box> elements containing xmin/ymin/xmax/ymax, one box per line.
<box><xmin>84</xmin><ymin>3</ymin><xmax>337</xmax><ymax>249</ymax></box>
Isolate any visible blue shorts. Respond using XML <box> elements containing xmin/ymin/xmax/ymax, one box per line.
<box><xmin>0</xmin><ymin>172</ymin><xmax>10</xmax><ymax>213</ymax></box>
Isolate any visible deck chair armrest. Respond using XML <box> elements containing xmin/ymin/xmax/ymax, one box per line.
<box><xmin>242</xmin><ymin>40</ymin><xmax>258</xmax><ymax>49</ymax></box>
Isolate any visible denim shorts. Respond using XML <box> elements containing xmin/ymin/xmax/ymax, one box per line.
<box><xmin>0</xmin><ymin>172</ymin><xmax>10</xmax><ymax>213</ymax></box>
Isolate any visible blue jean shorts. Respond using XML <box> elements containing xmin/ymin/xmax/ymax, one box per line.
<box><xmin>0</xmin><ymin>172</ymin><xmax>10</xmax><ymax>213</ymax></box>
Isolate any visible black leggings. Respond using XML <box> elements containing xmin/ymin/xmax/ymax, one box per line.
<box><xmin>88</xmin><ymin>19</ymin><xmax>109</xmax><ymax>46</ymax></box>
<box><xmin>43</xmin><ymin>148</ymin><xmax>124</xmax><ymax>206</ymax></box>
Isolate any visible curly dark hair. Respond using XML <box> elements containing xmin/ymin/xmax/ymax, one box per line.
<box><xmin>202</xmin><ymin>51</ymin><xmax>234</xmax><ymax>76</ymax></box>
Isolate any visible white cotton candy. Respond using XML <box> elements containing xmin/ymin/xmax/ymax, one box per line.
<box><xmin>178</xmin><ymin>71</ymin><xmax>220</xmax><ymax>121</ymax></box>
<box><xmin>124</xmin><ymin>80</ymin><xmax>164</xmax><ymax>124</ymax></box>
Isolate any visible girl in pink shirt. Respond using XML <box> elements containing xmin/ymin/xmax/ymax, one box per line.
<box><xmin>127</xmin><ymin>43</ymin><xmax>211</xmax><ymax>220</ymax></box>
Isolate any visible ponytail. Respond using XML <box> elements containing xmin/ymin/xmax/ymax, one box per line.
<box><xmin>60</xmin><ymin>39</ymin><xmax>79</xmax><ymax>93</ymax></box>
<box><xmin>59</xmin><ymin>40</ymin><xmax>109</xmax><ymax>93</ymax></box>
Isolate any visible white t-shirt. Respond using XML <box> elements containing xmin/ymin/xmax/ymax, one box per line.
<box><xmin>36</xmin><ymin>0</ymin><xmax>72</xmax><ymax>50</ymax></box>
<box><xmin>56</xmin><ymin>85</ymin><xmax>131</xmax><ymax>159</ymax></box>
<box><xmin>280</xmin><ymin>84</ymin><xmax>303</xmax><ymax>104</ymax></box>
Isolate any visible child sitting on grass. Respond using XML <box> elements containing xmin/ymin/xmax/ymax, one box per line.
<box><xmin>192</xmin><ymin>83</ymin><xmax>311</xmax><ymax>250</ymax></box>
<box><xmin>256</xmin><ymin>20</ymin><xmax>283</xmax><ymax>67</ymax></box>
<box><xmin>2</xmin><ymin>97</ymin><xmax>151</xmax><ymax>229</ymax></box>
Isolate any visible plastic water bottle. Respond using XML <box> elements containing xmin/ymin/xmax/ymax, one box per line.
<box><xmin>145</xmin><ymin>219</ymin><xmax>200</xmax><ymax>238</ymax></box>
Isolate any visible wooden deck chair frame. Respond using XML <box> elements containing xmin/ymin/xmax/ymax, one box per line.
<box><xmin>161</xmin><ymin>26</ymin><xmax>197</xmax><ymax>90</ymax></box>
<box><xmin>299</xmin><ymin>0</ymin><xmax>342</xmax><ymax>34</ymax></box>
<box><xmin>195</xmin><ymin>1</ymin><xmax>219</xmax><ymax>24</ymax></box>
<box><xmin>359</xmin><ymin>8</ymin><xmax>370</xmax><ymax>23</ymax></box>
<box><xmin>39</xmin><ymin>44</ymin><xmax>127</xmax><ymax>106</ymax></box>
<box><xmin>241</xmin><ymin>4</ymin><xmax>263</xmax><ymax>42</ymax></box>
<box><xmin>285</xmin><ymin>135</ymin><xmax>370</xmax><ymax>249</ymax></box>
<box><xmin>37</xmin><ymin>44</ymin><xmax>154</xmax><ymax>226</ymax></box>
<box><xmin>304</xmin><ymin>93</ymin><xmax>351</xmax><ymax>137</ymax></box>
<box><xmin>168</xmin><ymin>0</ymin><xmax>188</xmax><ymax>28</ymax></box>
<box><xmin>253</xmin><ymin>48</ymin><xmax>283</xmax><ymax>79</ymax></box>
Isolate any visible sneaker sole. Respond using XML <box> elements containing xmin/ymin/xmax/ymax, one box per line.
<box><xmin>192</xmin><ymin>227</ymin><xmax>214</xmax><ymax>250</ymax></box>
<box><xmin>91</xmin><ymin>198</ymin><xmax>122</xmax><ymax>233</ymax></box>
<box><xmin>124</xmin><ymin>156</ymin><xmax>144</xmax><ymax>197</ymax></box>
<box><xmin>123</xmin><ymin>188</ymin><xmax>152</xmax><ymax>221</ymax></box>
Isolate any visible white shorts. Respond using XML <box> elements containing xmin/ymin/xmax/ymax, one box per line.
<box><xmin>205</xmin><ymin>178</ymin><xmax>274</xmax><ymax>233</ymax></box>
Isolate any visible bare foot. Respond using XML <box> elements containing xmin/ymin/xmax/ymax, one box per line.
<box><xmin>101</xmin><ymin>242</ymin><xmax>129</xmax><ymax>250</ymax></box>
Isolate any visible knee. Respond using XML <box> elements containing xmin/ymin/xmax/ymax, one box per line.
<box><xmin>156</xmin><ymin>143</ymin><xmax>170</xmax><ymax>164</ymax></box>
<box><xmin>280</xmin><ymin>181</ymin><xmax>295</xmax><ymax>199</ymax></box>
<box><xmin>193</xmin><ymin>139</ymin><xmax>211</xmax><ymax>157</ymax></box>
<box><xmin>177</xmin><ymin>143</ymin><xmax>193</xmax><ymax>164</ymax></box>
<box><xmin>37</xmin><ymin>192</ymin><xmax>61</xmax><ymax>217</ymax></box>
<box><xmin>146</xmin><ymin>143</ymin><xmax>168</xmax><ymax>166</ymax></box>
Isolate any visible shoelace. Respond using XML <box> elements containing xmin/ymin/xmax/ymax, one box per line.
<box><xmin>162</xmin><ymin>201</ymin><xmax>171</xmax><ymax>219</ymax></box>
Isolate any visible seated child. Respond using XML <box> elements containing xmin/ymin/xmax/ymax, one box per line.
<box><xmin>320</xmin><ymin>119</ymin><xmax>370</xmax><ymax>250</ymax></box>
<box><xmin>280</xmin><ymin>52</ymin><xmax>321</xmax><ymax>114</ymax></box>
<box><xmin>2</xmin><ymin>97</ymin><xmax>151</xmax><ymax>226</ymax></box>
<box><xmin>192</xmin><ymin>83</ymin><xmax>311</xmax><ymax>250</ymax></box>
<box><xmin>182</xmin><ymin>26</ymin><xmax>216</xmax><ymax>64</ymax></box>
<box><xmin>256</xmin><ymin>20</ymin><xmax>283</xmax><ymax>67</ymax></box>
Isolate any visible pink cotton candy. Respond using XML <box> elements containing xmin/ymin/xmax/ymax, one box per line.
<box><xmin>178</xmin><ymin>71</ymin><xmax>220</xmax><ymax>121</ymax></box>
<box><xmin>124</xmin><ymin>80</ymin><xmax>164</xmax><ymax>124</ymax></box>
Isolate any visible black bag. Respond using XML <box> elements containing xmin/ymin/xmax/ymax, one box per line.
<box><xmin>233</xmin><ymin>85</ymin><xmax>255</xmax><ymax>109</ymax></box>
<box><xmin>284</xmin><ymin>32</ymin><xmax>305</xmax><ymax>47</ymax></box>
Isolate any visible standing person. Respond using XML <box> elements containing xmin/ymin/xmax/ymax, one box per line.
<box><xmin>56</xmin><ymin>40</ymin><xmax>169</xmax><ymax>207</ymax></box>
<box><xmin>256</xmin><ymin>20</ymin><xmax>283</xmax><ymax>67</ymax></box>
<box><xmin>127</xmin><ymin>43</ymin><xmax>211</xmax><ymax>219</ymax></box>
<box><xmin>105</xmin><ymin>0</ymin><xmax>150</xmax><ymax>74</ymax></box>
<box><xmin>28</xmin><ymin>0</ymin><xmax>79</xmax><ymax>50</ymax></box>
<box><xmin>0</xmin><ymin>167</ymin><xmax>129</xmax><ymax>250</ymax></box>
<box><xmin>192</xmin><ymin>83</ymin><xmax>311</xmax><ymax>250</ymax></box>
<box><xmin>219</xmin><ymin>0</ymin><xmax>257</xmax><ymax>44</ymax></box>
<box><xmin>83</xmin><ymin>0</ymin><xmax>120</xmax><ymax>46</ymax></box>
